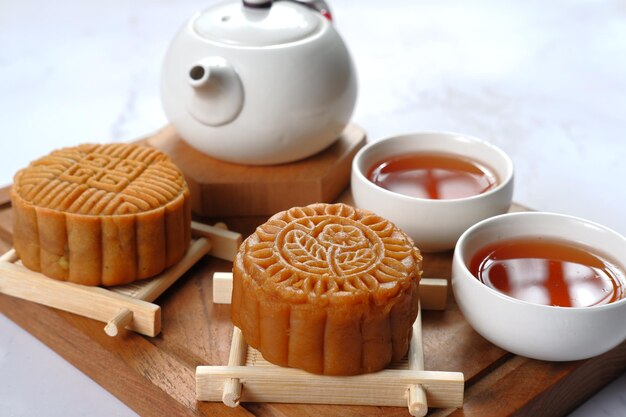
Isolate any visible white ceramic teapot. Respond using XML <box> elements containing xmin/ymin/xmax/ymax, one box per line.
<box><xmin>161</xmin><ymin>0</ymin><xmax>357</xmax><ymax>165</ymax></box>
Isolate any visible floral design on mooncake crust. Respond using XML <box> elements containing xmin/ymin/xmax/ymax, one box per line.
<box><xmin>11</xmin><ymin>143</ymin><xmax>191</xmax><ymax>286</ymax></box>
<box><xmin>232</xmin><ymin>203</ymin><xmax>422</xmax><ymax>375</ymax></box>
<box><xmin>245</xmin><ymin>203</ymin><xmax>418</xmax><ymax>303</ymax></box>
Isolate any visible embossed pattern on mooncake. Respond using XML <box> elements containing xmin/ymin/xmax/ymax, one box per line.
<box><xmin>232</xmin><ymin>203</ymin><xmax>422</xmax><ymax>375</ymax></box>
<box><xmin>11</xmin><ymin>143</ymin><xmax>191</xmax><ymax>286</ymax></box>
<box><xmin>14</xmin><ymin>143</ymin><xmax>186</xmax><ymax>215</ymax></box>
<box><xmin>244</xmin><ymin>203</ymin><xmax>419</xmax><ymax>303</ymax></box>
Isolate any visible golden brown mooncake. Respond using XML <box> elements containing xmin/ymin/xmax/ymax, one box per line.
<box><xmin>231</xmin><ymin>203</ymin><xmax>422</xmax><ymax>376</ymax></box>
<box><xmin>10</xmin><ymin>143</ymin><xmax>191</xmax><ymax>286</ymax></box>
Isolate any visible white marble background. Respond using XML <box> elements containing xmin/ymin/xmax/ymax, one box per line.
<box><xmin>1</xmin><ymin>0</ymin><xmax>625</xmax><ymax>416</ymax></box>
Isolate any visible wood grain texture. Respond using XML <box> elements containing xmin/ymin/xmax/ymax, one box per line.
<box><xmin>143</xmin><ymin>125</ymin><xmax>366</xmax><ymax>217</ymax></box>
<box><xmin>0</xmin><ymin>236</ymin><xmax>219</xmax><ymax>337</ymax></box>
<box><xmin>196</xmin><ymin>366</ymin><xmax>464</xmax><ymax>408</ymax></box>
<box><xmin>1</xmin><ymin>166</ymin><xmax>625</xmax><ymax>416</ymax></box>
<box><xmin>0</xmin><ymin>260</ymin><xmax>162</xmax><ymax>336</ymax></box>
<box><xmin>0</xmin><ymin>185</ymin><xmax>11</xmax><ymax>208</ymax></box>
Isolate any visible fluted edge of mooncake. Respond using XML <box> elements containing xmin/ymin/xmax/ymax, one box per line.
<box><xmin>10</xmin><ymin>186</ymin><xmax>191</xmax><ymax>286</ymax></box>
<box><xmin>231</xmin><ymin>251</ymin><xmax>420</xmax><ymax>375</ymax></box>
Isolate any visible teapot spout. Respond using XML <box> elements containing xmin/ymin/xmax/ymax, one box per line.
<box><xmin>188</xmin><ymin>63</ymin><xmax>213</xmax><ymax>88</ymax></box>
<box><xmin>187</xmin><ymin>57</ymin><xmax>241</xmax><ymax>89</ymax></box>
<box><xmin>185</xmin><ymin>57</ymin><xmax>244</xmax><ymax>126</ymax></box>
<box><xmin>188</xmin><ymin>57</ymin><xmax>238</xmax><ymax>89</ymax></box>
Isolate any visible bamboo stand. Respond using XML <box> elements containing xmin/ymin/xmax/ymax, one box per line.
<box><xmin>0</xmin><ymin>221</ymin><xmax>241</xmax><ymax>337</ymax></box>
<box><xmin>200</xmin><ymin>273</ymin><xmax>464</xmax><ymax>416</ymax></box>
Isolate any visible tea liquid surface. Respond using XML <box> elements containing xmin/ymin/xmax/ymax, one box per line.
<box><xmin>367</xmin><ymin>152</ymin><xmax>497</xmax><ymax>200</ymax></box>
<box><xmin>470</xmin><ymin>238</ymin><xmax>626</xmax><ymax>307</ymax></box>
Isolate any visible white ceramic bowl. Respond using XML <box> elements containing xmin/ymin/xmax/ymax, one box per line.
<box><xmin>351</xmin><ymin>132</ymin><xmax>514</xmax><ymax>252</ymax></box>
<box><xmin>452</xmin><ymin>212</ymin><xmax>626</xmax><ymax>361</ymax></box>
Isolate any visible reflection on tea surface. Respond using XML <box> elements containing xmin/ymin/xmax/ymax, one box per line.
<box><xmin>470</xmin><ymin>238</ymin><xmax>626</xmax><ymax>307</ymax></box>
<box><xmin>368</xmin><ymin>152</ymin><xmax>497</xmax><ymax>200</ymax></box>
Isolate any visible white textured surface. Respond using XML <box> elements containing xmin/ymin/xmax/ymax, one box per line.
<box><xmin>0</xmin><ymin>314</ymin><xmax>132</xmax><ymax>416</ymax></box>
<box><xmin>0</xmin><ymin>0</ymin><xmax>625</xmax><ymax>416</ymax></box>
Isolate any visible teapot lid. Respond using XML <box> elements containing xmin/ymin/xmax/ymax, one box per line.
<box><xmin>192</xmin><ymin>1</ymin><xmax>323</xmax><ymax>47</ymax></box>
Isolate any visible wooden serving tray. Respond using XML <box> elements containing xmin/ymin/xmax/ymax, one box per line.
<box><xmin>1</xmin><ymin>179</ymin><xmax>625</xmax><ymax>415</ymax></box>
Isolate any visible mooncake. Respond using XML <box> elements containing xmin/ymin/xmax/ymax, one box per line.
<box><xmin>231</xmin><ymin>203</ymin><xmax>422</xmax><ymax>375</ymax></box>
<box><xmin>11</xmin><ymin>143</ymin><xmax>191</xmax><ymax>286</ymax></box>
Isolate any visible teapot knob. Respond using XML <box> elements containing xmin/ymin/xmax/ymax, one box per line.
<box><xmin>242</xmin><ymin>0</ymin><xmax>272</xmax><ymax>7</ymax></box>
<box><xmin>283</xmin><ymin>0</ymin><xmax>332</xmax><ymax>20</ymax></box>
<box><xmin>186</xmin><ymin>57</ymin><xmax>244</xmax><ymax>127</ymax></box>
<box><xmin>242</xmin><ymin>0</ymin><xmax>332</xmax><ymax>20</ymax></box>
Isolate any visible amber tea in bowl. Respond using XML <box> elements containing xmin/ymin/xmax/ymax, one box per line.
<box><xmin>367</xmin><ymin>152</ymin><xmax>499</xmax><ymax>200</ymax></box>
<box><xmin>452</xmin><ymin>212</ymin><xmax>626</xmax><ymax>361</ymax></box>
<box><xmin>470</xmin><ymin>237</ymin><xmax>625</xmax><ymax>308</ymax></box>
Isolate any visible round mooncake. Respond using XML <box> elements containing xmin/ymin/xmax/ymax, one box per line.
<box><xmin>231</xmin><ymin>203</ymin><xmax>422</xmax><ymax>375</ymax></box>
<box><xmin>11</xmin><ymin>143</ymin><xmax>191</xmax><ymax>286</ymax></box>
